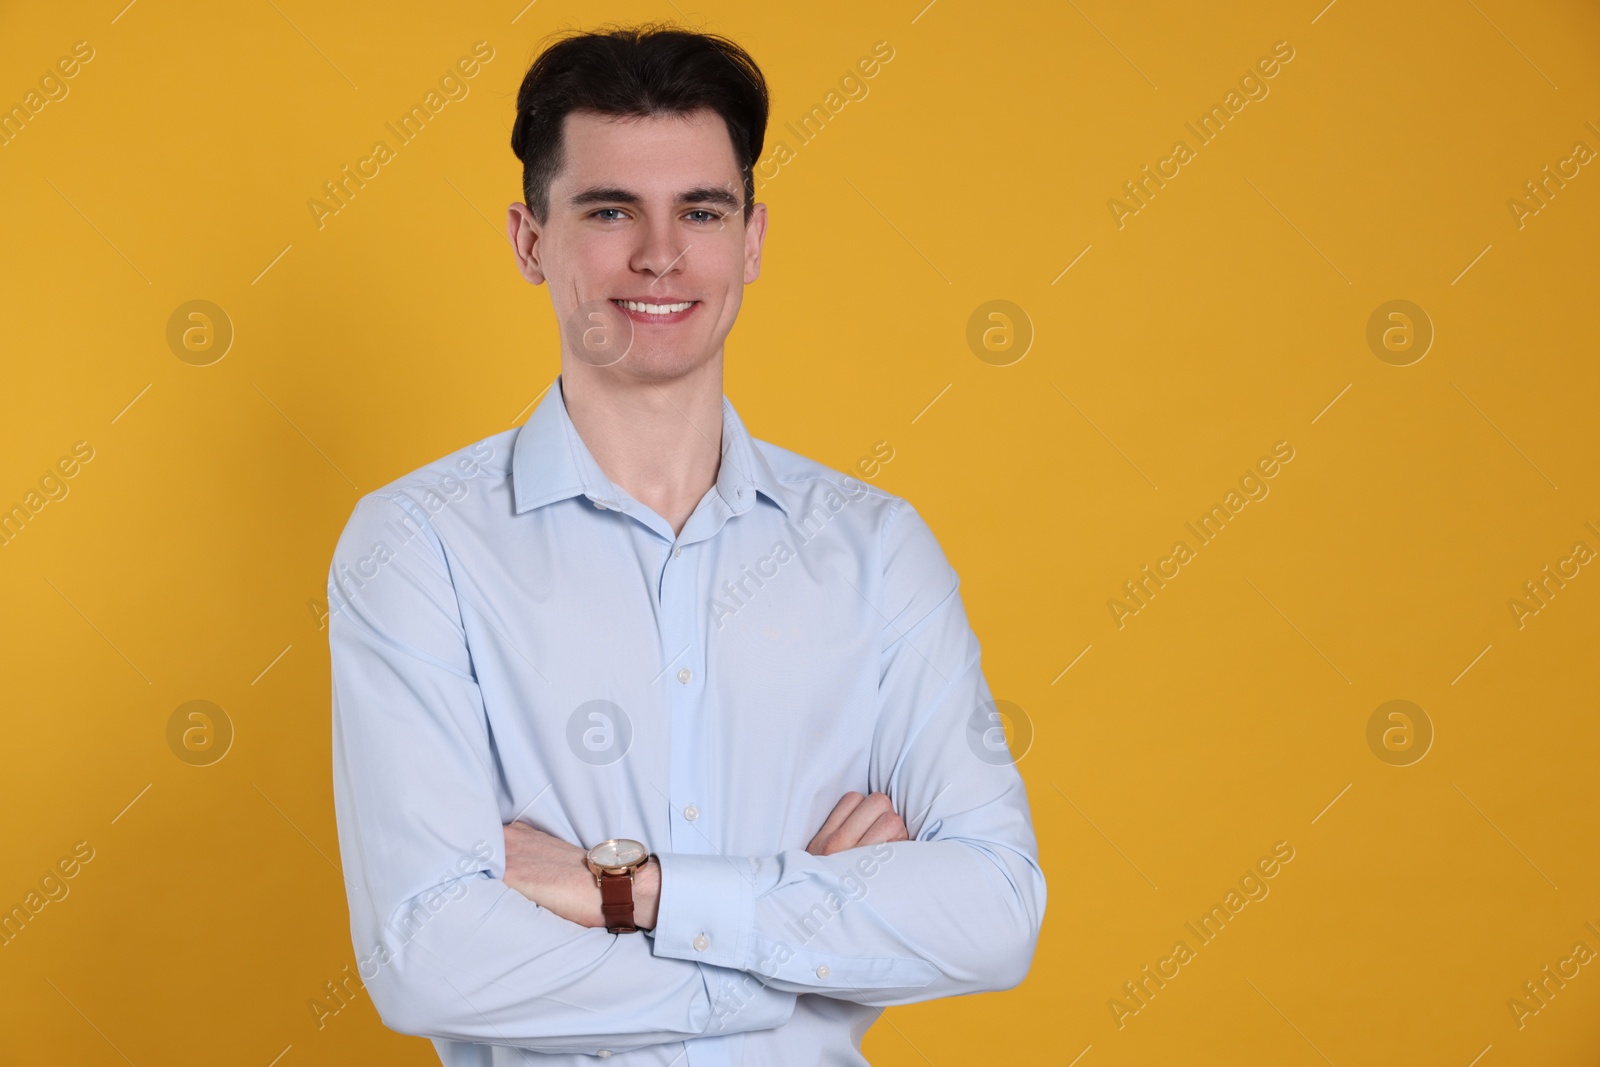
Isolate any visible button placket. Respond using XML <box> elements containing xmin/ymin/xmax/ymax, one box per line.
<box><xmin>658</xmin><ymin>527</ymin><xmax>706</xmax><ymax>878</ymax></box>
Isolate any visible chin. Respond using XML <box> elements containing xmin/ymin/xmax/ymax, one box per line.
<box><xmin>609</xmin><ymin>344</ymin><xmax>719</xmax><ymax>382</ymax></box>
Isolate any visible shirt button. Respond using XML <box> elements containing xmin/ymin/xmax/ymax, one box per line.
<box><xmin>673</xmin><ymin>545</ymin><xmax>682</xmax><ymax>557</ymax></box>
<box><xmin>593</xmin><ymin>501</ymin><xmax>607</xmax><ymax>510</ymax></box>
<box><xmin>598</xmin><ymin>1053</ymin><xmax>611</xmax><ymax>1059</ymax></box>
<box><xmin>816</xmin><ymin>965</ymin><xmax>830</xmax><ymax>979</ymax></box>
<box><xmin>683</xmin><ymin>805</ymin><xmax>699</xmax><ymax>821</ymax></box>
<box><xmin>677</xmin><ymin>667</ymin><xmax>692</xmax><ymax>684</ymax></box>
<box><xmin>693</xmin><ymin>934</ymin><xmax>709</xmax><ymax>951</ymax></box>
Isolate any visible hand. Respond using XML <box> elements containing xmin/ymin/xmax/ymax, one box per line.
<box><xmin>503</xmin><ymin>822</ymin><xmax>660</xmax><ymax>931</ymax></box>
<box><xmin>806</xmin><ymin>791</ymin><xmax>909</xmax><ymax>856</ymax></box>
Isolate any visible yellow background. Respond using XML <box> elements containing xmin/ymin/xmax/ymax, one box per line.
<box><xmin>2</xmin><ymin>0</ymin><xmax>1598</xmax><ymax>1063</ymax></box>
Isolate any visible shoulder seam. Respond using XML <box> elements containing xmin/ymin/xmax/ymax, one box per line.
<box><xmin>361</xmin><ymin>489</ymin><xmax>451</xmax><ymax>567</ymax></box>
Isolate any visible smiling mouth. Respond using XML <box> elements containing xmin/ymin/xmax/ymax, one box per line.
<box><xmin>611</xmin><ymin>299</ymin><xmax>700</xmax><ymax>323</ymax></box>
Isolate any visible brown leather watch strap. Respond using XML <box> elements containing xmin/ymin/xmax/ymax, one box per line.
<box><xmin>599</xmin><ymin>870</ymin><xmax>638</xmax><ymax>933</ymax></box>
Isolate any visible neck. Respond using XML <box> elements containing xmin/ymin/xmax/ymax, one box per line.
<box><xmin>560</xmin><ymin>356</ymin><xmax>725</xmax><ymax>537</ymax></box>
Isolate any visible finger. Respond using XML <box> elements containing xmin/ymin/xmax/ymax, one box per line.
<box><xmin>832</xmin><ymin>792</ymin><xmax>896</xmax><ymax>852</ymax></box>
<box><xmin>807</xmin><ymin>792</ymin><xmax>865</xmax><ymax>854</ymax></box>
<box><xmin>857</xmin><ymin>810</ymin><xmax>909</xmax><ymax>848</ymax></box>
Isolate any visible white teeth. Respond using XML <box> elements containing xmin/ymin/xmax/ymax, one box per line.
<box><xmin>615</xmin><ymin>300</ymin><xmax>694</xmax><ymax>314</ymax></box>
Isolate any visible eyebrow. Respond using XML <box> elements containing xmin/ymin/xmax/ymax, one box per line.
<box><xmin>569</xmin><ymin>185</ymin><xmax>742</xmax><ymax>210</ymax></box>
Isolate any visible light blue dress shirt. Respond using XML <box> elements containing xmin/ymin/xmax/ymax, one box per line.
<box><xmin>327</xmin><ymin>375</ymin><xmax>1046</xmax><ymax>1065</ymax></box>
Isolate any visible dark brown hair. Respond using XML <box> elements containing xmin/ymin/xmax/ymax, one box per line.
<box><xmin>511</xmin><ymin>23</ymin><xmax>769</xmax><ymax>225</ymax></box>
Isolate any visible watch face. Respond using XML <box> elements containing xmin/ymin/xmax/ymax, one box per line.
<box><xmin>589</xmin><ymin>838</ymin><xmax>647</xmax><ymax>869</ymax></box>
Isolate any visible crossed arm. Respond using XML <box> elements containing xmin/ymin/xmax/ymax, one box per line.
<box><xmin>501</xmin><ymin>790</ymin><xmax>912</xmax><ymax>932</ymax></box>
<box><xmin>329</xmin><ymin>492</ymin><xmax>1046</xmax><ymax>1055</ymax></box>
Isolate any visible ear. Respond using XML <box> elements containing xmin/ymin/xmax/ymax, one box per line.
<box><xmin>743</xmin><ymin>201</ymin><xmax>768</xmax><ymax>284</ymax></box>
<box><xmin>507</xmin><ymin>202</ymin><xmax>547</xmax><ymax>286</ymax></box>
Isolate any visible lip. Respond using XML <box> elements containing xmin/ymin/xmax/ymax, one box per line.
<box><xmin>610</xmin><ymin>298</ymin><xmax>700</xmax><ymax>326</ymax></box>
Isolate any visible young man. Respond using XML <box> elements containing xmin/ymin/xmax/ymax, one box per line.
<box><xmin>328</xmin><ymin>24</ymin><xmax>1045</xmax><ymax>1066</ymax></box>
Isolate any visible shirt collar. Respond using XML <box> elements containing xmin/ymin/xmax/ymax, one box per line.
<box><xmin>511</xmin><ymin>374</ymin><xmax>791</xmax><ymax>520</ymax></box>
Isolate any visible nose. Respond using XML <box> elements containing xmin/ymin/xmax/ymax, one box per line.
<box><xmin>630</xmin><ymin>213</ymin><xmax>690</xmax><ymax>285</ymax></box>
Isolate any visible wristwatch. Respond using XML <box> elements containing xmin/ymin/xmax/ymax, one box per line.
<box><xmin>585</xmin><ymin>838</ymin><xmax>654</xmax><ymax>933</ymax></box>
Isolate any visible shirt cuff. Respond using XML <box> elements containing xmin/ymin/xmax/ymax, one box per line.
<box><xmin>649</xmin><ymin>852</ymin><xmax>757</xmax><ymax>973</ymax></box>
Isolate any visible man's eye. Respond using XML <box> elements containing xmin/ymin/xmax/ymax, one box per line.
<box><xmin>591</xmin><ymin>208</ymin><xmax>627</xmax><ymax>221</ymax></box>
<box><xmin>686</xmin><ymin>210</ymin><xmax>722</xmax><ymax>223</ymax></box>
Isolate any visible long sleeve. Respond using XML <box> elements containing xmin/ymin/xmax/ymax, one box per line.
<box><xmin>328</xmin><ymin>491</ymin><xmax>797</xmax><ymax>1055</ymax></box>
<box><xmin>647</xmin><ymin>499</ymin><xmax>1047</xmax><ymax>1007</ymax></box>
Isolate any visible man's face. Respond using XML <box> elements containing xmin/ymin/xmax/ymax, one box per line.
<box><xmin>508</xmin><ymin>107</ymin><xmax>767</xmax><ymax>383</ymax></box>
